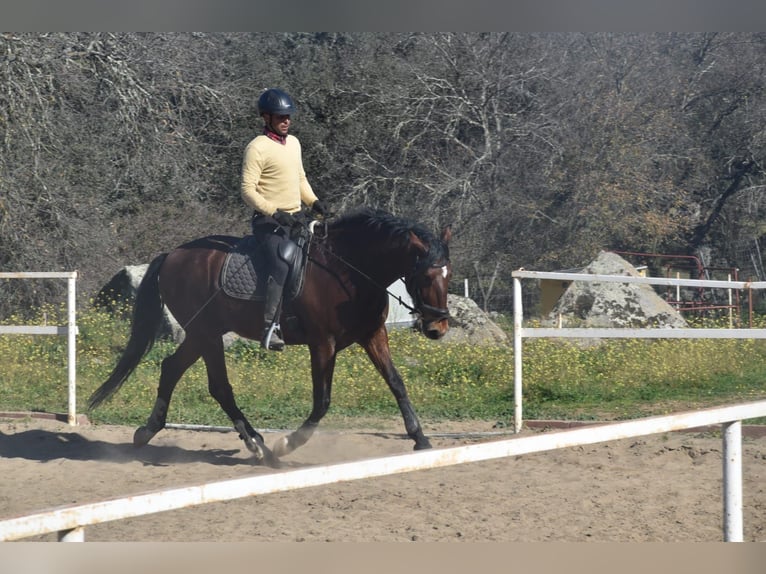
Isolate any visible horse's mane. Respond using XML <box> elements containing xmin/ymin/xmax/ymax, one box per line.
<box><xmin>329</xmin><ymin>207</ymin><xmax>449</xmax><ymax>263</ymax></box>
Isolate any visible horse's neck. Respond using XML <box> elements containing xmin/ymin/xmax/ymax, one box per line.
<box><xmin>332</xmin><ymin>239</ymin><xmax>412</xmax><ymax>287</ymax></box>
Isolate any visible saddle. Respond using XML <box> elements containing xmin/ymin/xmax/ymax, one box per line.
<box><xmin>220</xmin><ymin>226</ymin><xmax>311</xmax><ymax>302</ymax></box>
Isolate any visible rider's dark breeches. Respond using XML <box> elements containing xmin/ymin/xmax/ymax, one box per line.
<box><xmin>251</xmin><ymin>215</ymin><xmax>291</xmax><ymax>287</ymax></box>
<box><xmin>261</xmin><ymin>232</ymin><xmax>290</xmax><ymax>285</ymax></box>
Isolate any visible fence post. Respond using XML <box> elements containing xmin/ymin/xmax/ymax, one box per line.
<box><xmin>513</xmin><ymin>277</ymin><xmax>523</xmax><ymax>433</ymax></box>
<box><xmin>58</xmin><ymin>527</ymin><xmax>85</xmax><ymax>542</ymax></box>
<box><xmin>0</xmin><ymin>271</ymin><xmax>79</xmax><ymax>425</ymax></box>
<box><xmin>723</xmin><ymin>421</ymin><xmax>743</xmax><ymax>542</ymax></box>
<box><xmin>67</xmin><ymin>272</ymin><xmax>78</xmax><ymax>425</ymax></box>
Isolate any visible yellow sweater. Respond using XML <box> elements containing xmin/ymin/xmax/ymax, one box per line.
<box><xmin>240</xmin><ymin>134</ymin><xmax>318</xmax><ymax>216</ymax></box>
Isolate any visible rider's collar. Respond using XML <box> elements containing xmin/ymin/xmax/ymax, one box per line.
<box><xmin>263</xmin><ymin>127</ymin><xmax>287</xmax><ymax>145</ymax></box>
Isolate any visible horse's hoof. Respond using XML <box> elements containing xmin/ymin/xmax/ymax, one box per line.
<box><xmin>247</xmin><ymin>441</ymin><xmax>281</xmax><ymax>468</ymax></box>
<box><xmin>233</xmin><ymin>420</ymin><xmax>280</xmax><ymax>467</ymax></box>
<box><xmin>272</xmin><ymin>435</ymin><xmax>292</xmax><ymax>458</ymax></box>
<box><xmin>246</xmin><ymin>441</ymin><xmax>265</xmax><ymax>463</ymax></box>
<box><xmin>261</xmin><ymin>448</ymin><xmax>281</xmax><ymax>469</ymax></box>
<box><xmin>414</xmin><ymin>439</ymin><xmax>432</xmax><ymax>451</ymax></box>
<box><xmin>133</xmin><ymin>426</ymin><xmax>156</xmax><ymax>447</ymax></box>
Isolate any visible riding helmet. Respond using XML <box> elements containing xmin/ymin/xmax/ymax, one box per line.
<box><xmin>258</xmin><ymin>88</ymin><xmax>296</xmax><ymax>116</ymax></box>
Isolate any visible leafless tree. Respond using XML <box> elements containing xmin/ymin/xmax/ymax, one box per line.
<box><xmin>2</xmin><ymin>32</ymin><xmax>766</xmax><ymax>315</ymax></box>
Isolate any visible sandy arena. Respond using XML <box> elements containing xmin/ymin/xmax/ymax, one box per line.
<box><xmin>1</xmin><ymin>416</ymin><xmax>766</xmax><ymax>542</ymax></box>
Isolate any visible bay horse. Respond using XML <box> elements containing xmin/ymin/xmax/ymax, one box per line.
<box><xmin>88</xmin><ymin>208</ymin><xmax>452</xmax><ymax>466</ymax></box>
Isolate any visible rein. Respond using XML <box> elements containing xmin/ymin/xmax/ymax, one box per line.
<box><xmin>308</xmin><ymin>238</ymin><xmax>416</xmax><ymax>312</ymax></box>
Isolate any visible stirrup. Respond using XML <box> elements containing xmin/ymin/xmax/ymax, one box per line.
<box><xmin>261</xmin><ymin>322</ymin><xmax>285</xmax><ymax>351</ymax></box>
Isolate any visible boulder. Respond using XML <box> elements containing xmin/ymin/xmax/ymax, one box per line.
<box><xmin>546</xmin><ymin>250</ymin><xmax>687</xmax><ymax>328</ymax></box>
<box><xmin>94</xmin><ymin>264</ymin><xmax>185</xmax><ymax>343</ymax></box>
<box><xmin>442</xmin><ymin>294</ymin><xmax>509</xmax><ymax>345</ymax></box>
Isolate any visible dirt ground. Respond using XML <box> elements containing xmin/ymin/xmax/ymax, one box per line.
<box><xmin>2</xmin><ymin>415</ymin><xmax>766</xmax><ymax>542</ymax></box>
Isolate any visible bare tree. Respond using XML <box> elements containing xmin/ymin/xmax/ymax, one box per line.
<box><xmin>3</xmin><ymin>32</ymin><xmax>766</xmax><ymax>316</ymax></box>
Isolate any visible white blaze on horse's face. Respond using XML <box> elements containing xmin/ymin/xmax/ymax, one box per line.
<box><xmin>441</xmin><ymin>265</ymin><xmax>448</xmax><ymax>279</ymax></box>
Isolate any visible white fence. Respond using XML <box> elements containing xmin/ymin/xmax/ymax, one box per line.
<box><xmin>1</xmin><ymin>269</ymin><xmax>765</xmax><ymax>542</ymax></box>
<box><xmin>0</xmin><ymin>271</ymin><xmax>79</xmax><ymax>425</ymax></box>
<box><xmin>0</xmin><ymin>400</ymin><xmax>764</xmax><ymax>542</ymax></box>
<box><xmin>512</xmin><ymin>270</ymin><xmax>766</xmax><ymax>433</ymax></box>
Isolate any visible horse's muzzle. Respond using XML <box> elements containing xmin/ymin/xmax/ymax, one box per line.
<box><xmin>417</xmin><ymin>316</ymin><xmax>450</xmax><ymax>340</ymax></box>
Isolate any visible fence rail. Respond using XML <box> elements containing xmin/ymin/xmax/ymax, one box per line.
<box><xmin>511</xmin><ymin>269</ymin><xmax>766</xmax><ymax>434</ymax></box>
<box><xmin>0</xmin><ymin>400</ymin><xmax>764</xmax><ymax>542</ymax></box>
<box><xmin>2</xmin><ymin>269</ymin><xmax>764</xmax><ymax>542</ymax></box>
<box><xmin>0</xmin><ymin>271</ymin><xmax>79</xmax><ymax>425</ymax></box>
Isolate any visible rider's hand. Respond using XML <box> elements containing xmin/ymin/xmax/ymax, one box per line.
<box><xmin>311</xmin><ymin>200</ymin><xmax>329</xmax><ymax>216</ymax></box>
<box><xmin>272</xmin><ymin>209</ymin><xmax>296</xmax><ymax>228</ymax></box>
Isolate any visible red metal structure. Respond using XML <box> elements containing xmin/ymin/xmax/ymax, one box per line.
<box><xmin>611</xmin><ymin>250</ymin><xmax>741</xmax><ymax>323</ymax></box>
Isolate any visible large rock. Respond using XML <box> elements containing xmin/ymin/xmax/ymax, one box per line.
<box><xmin>442</xmin><ymin>294</ymin><xmax>509</xmax><ymax>345</ymax></box>
<box><xmin>94</xmin><ymin>264</ymin><xmax>185</xmax><ymax>343</ymax></box>
<box><xmin>546</xmin><ymin>250</ymin><xmax>687</xmax><ymax>328</ymax></box>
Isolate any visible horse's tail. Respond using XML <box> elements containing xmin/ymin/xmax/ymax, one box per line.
<box><xmin>88</xmin><ymin>253</ymin><xmax>169</xmax><ymax>409</ymax></box>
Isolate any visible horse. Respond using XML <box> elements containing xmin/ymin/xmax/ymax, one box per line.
<box><xmin>88</xmin><ymin>207</ymin><xmax>453</xmax><ymax>466</ymax></box>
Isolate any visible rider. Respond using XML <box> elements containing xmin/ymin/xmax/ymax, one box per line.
<box><xmin>241</xmin><ymin>88</ymin><xmax>328</xmax><ymax>351</ymax></box>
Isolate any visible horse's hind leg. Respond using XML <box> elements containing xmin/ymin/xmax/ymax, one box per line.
<box><xmin>134</xmin><ymin>337</ymin><xmax>202</xmax><ymax>447</ymax></box>
<box><xmin>272</xmin><ymin>343</ymin><xmax>337</xmax><ymax>458</ymax></box>
<box><xmin>201</xmin><ymin>337</ymin><xmax>277</xmax><ymax>466</ymax></box>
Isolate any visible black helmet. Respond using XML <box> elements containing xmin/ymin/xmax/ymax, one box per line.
<box><xmin>257</xmin><ymin>88</ymin><xmax>296</xmax><ymax>116</ymax></box>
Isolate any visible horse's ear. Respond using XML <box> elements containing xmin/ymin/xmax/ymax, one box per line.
<box><xmin>409</xmin><ymin>232</ymin><xmax>429</xmax><ymax>256</ymax></box>
<box><xmin>440</xmin><ymin>225</ymin><xmax>452</xmax><ymax>244</ymax></box>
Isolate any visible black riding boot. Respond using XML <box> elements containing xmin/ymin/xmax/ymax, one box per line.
<box><xmin>261</xmin><ymin>276</ymin><xmax>285</xmax><ymax>351</ymax></box>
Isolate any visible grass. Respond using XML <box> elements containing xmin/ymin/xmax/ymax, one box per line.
<box><xmin>1</xmin><ymin>302</ymin><xmax>766</xmax><ymax>429</ymax></box>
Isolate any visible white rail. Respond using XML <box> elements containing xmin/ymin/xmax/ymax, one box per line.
<box><xmin>0</xmin><ymin>400</ymin><xmax>763</xmax><ymax>542</ymax></box>
<box><xmin>0</xmin><ymin>271</ymin><xmax>79</xmax><ymax>425</ymax></box>
<box><xmin>513</xmin><ymin>270</ymin><xmax>766</xmax><ymax>290</ymax></box>
<box><xmin>511</xmin><ymin>270</ymin><xmax>766</xmax><ymax>433</ymax></box>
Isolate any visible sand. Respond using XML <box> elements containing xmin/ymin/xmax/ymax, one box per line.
<box><xmin>1</xmin><ymin>416</ymin><xmax>765</xmax><ymax>542</ymax></box>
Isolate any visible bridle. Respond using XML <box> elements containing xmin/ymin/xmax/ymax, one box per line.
<box><xmin>404</xmin><ymin>257</ymin><xmax>451</xmax><ymax>323</ymax></box>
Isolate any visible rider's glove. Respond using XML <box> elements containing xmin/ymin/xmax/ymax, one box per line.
<box><xmin>311</xmin><ymin>200</ymin><xmax>329</xmax><ymax>216</ymax></box>
<box><xmin>272</xmin><ymin>209</ymin><xmax>296</xmax><ymax>228</ymax></box>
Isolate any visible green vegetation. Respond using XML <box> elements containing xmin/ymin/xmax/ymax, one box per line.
<box><xmin>2</xmin><ymin>304</ymin><xmax>766</xmax><ymax>428</ymax></box>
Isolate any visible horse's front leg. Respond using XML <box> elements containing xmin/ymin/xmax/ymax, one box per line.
<box><xmin>363</xmin><ymin>327</ymin><xmax>431</xmax><ymax>450</ymax></box>
<box><xmin>272</xmin><ymin>343</ymin><xmax>336</xmax><ymax>458</ymax></box>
